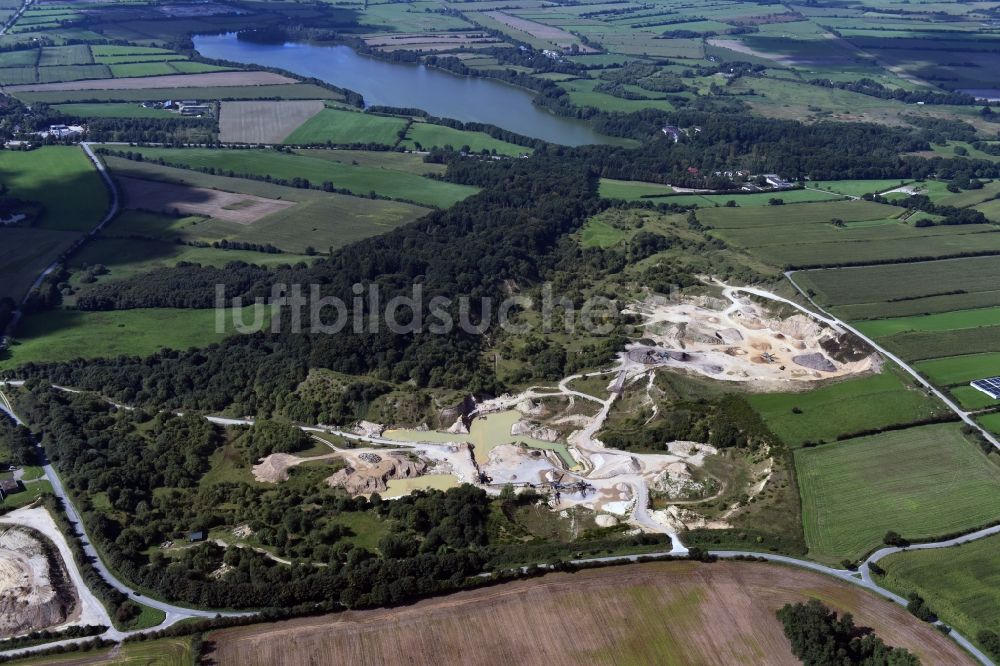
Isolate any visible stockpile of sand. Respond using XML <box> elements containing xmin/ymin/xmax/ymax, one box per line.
<box><xmin>0</xmin><ymin>526</ymin><xmax>76</xmax><ymax>638</ymax></box>
<box><xmin>326</xmin><ymin>454</ymin><xmax>427</xmax><ymax>495</ymax></box>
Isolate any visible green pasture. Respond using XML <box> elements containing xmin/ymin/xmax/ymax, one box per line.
<box><xmin>796</xmin><ymin>424</ymin><xmax>1000</xmax><ymax>563</ymax></box>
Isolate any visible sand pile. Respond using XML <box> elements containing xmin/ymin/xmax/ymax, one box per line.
<box><xmin>326</xmin><ymin>454</ymin><xmax>427</xmax><ymax>495</ymax></box>
<box><xmin>0</xmin><ymin>526</ymin><xmax>76</xmax><ymax>638</ymax></box>
<box><xmin>792</xmin><ymin>352</ymin><xmax>837</xmax><ymax>372</ymax></box>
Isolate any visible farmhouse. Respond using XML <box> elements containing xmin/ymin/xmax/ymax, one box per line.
<box><xmin>971</xmin><ymin>377</ymin><xmax>1000</xmax><ymax>400</ymax></box>
<box><xmin>0</xmin><ymin>479</ymin><xmax>23</xmax><ymax>501</ymax></box>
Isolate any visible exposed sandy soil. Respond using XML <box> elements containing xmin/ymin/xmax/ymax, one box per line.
<box><xmin>708</xmin><ymin>38</ymin><xmax>795</xmax><ymax>65</ymax></box>
<box><xmin>5</xmin><ymin>71</ymin><xmax>295</xmax><ymax>92</ymax></box>
<box><xmin>118</xmin><ymin>176</ymin><xmax>294</xmax><ymax>224</ymax></box>
<box><xmin>625</xmin><ymin>291</ymin><xmax>875</xmax><ymax>387</ymax></box>
<box><xmin>326</xmin><ymin>452</ymin><xmax>427</xmax><ymax>495</ymax></box>
<box><xmin>0</xmin><ymin>507</ymin><xmax>110</xmax><ymax>634</ymax></box>
<box><xmin>219</xmin><ymin>100</ymin><xmax>325</xmax><ymax>144</ymax></box>
<box><xmin>205</xmin><ymin>561</ymin><xmax>972</xmax><ymax>666</ymax></box>
<box><xmin>0</xmin><ymin>525</ymin><xmax>75</xmax><ymax>638</ymax></box>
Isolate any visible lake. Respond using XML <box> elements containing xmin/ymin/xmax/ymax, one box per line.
<box><xmin>959</xmin><ymin>89</ymin><xmax>1000</xmax><ymax>102</ymax></box>
<box><xmin>193</xmin><ymin>33</ymin><xmax>624</xmax><ymax>146</ymax></box>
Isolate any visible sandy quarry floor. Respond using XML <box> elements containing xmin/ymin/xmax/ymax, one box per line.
<box><xmin>0</xmin><ymin>507</ymin><xmax>111</xmax><ymax>635</ymax></box>
<box><xmin>624</xmin><ymin>288</ymin><xmax>876</xmax><ymax>387</ymax></box>
<box><xmin>0</xmin><ymin>525</ymin><xmax>75</xmax><ymax>638</ymax></box>
<box><xmin>255</xmin><ymin>283</ymin><xmax>876</xmax><ymax>550</ymax></box>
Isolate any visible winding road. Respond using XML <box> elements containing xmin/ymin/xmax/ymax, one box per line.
<box><xmin>3</xmin><ymin>256</ymin><xmax>1000</xmax><ymax>661</ymax></box>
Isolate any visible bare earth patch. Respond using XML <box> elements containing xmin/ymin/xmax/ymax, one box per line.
<box><xmin>5</xmin><ymin>71</ymin><xmax>295</xmax><ymax>93</ymax></box>
<box><xmin>481</xmin><ymin>12</ymin><xmax>598</xmax><ymax>52</ymax></box>
<box><xmin>118</xmin><ymin>176</ymin><xmax>294</xmax><ymax>224</ymax></box>
<box><xmin>0</xmin><ymin>525</ymin><xmax>76</xmax><ymax>638</ymax></box>
<box><xmin>205</xmin><ymin>561</ymin><xmax>972</xmax><ymax>666</ymax></box>
<box><xmin>219</xmin><ymin>100</ymin><xmax>325</xmax><ymax>143</ymax></box>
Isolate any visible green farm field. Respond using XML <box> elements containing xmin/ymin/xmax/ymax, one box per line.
<box><xmin>877</xmin><ymin>324</ymin><xmax>1000</xmax><ymax>362</ymax></box>
<box><xmin>598</xmin><ymin>178</ymin><xmax>674</xmax><ymax>200</ymax></box>
<box><xmin>660</xmin><ymin>189</ymin><xmax>843</xmax><ymax>208</ymax></box>
<box><xmin>747</xmin><ymin>370</ymin><xmax>946</xmax><ymax>447</ymax></box>
<box><xmin>977</xmin><ymin>412</ymin><xmax>1000</xmax><ymax>437</ymax></box>
<box><xmin>399</xmin><ymin>121</ymin><xmax>530</xmax><ymax>156</ymax></box>
<box><xmin>557</xmin><ymin>78</ymin><xmax>675</xmax><ymax>113</ymax></box>
<box><xmin>67</xmin><ymin>236</ymin><xmax>312</xmax><ymax>286</ymax></box>
<box><xmin>296</xmin><ymin>149</ymin><xmax>446</xmax><ymax>176</ymax></box>
<box><xmin>102</xmin><ymin>157</ymin><xmax>431</xmax><ymax>254</ymax></box>
<box><xmin>284</xmin><ymin>108</ymin><xmax>408</xmax><ymax>146</ymax></box>
<box><xmin>793</xmin><ymin>256</ymin><xmax>1000</xmax><ymax>318</ymax></box>
<box><xmin>718</xmin><ymin>225</ymin><xmax>1000</xmax><ymax>268</ymax></box>
<box><xmin>12</xmin><ymin>83</ymin><xmax>342</xmax><ymax>104</ymax></box>
<box><xmin>0</xmin><ymin>228</ymin><xmax>79</xmax><ymax>301</ymax></box>
<box><xmin>578</xmin><ymin>217</ymin><xmax>629</xmax><ymax>248</ymax></box>
<box><xmin>0</xmin><ymin>306</ymin><xmax>267</xmax><ymax>370</ymax></box>
<box><xmin>949</xmin><ymin>385</ymin><xmax>999</xmax><ymax>411</ymax></box>
<box><xmin>916</xmin><ymin>353</ymin><xmax>1000</xmax><ymax>387</ymax></box>
<box><xmin>697</xmin><ymin>199</ymin><xmax>896</xmax><ymax>229</ymax></box>
<box><xmin>878</xmin><ymin>535</ymin><xmax>1000</xmax><ymax>646</ymax></box>
<box><xmin>0</xmin><ymin>146</ymin><xmax>107</xmax><ymax>231</ymax></box>
<box><xmin>102</xmin><ymin>146</ymin><xmax>478</xmax><ymax>208</ymax></box>
<box><xmin>796</xmin><ymin>423</ymin><xmax>1000</xmax><ymax>563</ymax></box>
<box><xmin>855</xmin><ymin>307</ymin><xmax>1000</xmax><ymax>338</ymax></box>
<box><xmin>809</xmin><ymin>179</ymin><xmax>912</xmax><ymax>197</ymax></box>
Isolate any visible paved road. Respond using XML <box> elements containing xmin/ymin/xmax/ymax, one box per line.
<box><xmin>781</xmin><ymin>271</ymin><xmax>1000</xmax><ymax>450</ymax></box>
<box><xmin>0</xmin><ymin>0</ymin><xmax>30</xmax><ymax>35</ymax></box>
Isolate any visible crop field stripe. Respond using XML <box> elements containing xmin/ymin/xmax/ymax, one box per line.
<box><xmin>747</xmin><ymin>370</ymin><xmax>947</xmax><ymax>447</ymax></box>
<box><xmin>877</xmin><ymin>534</ymin><xmax>1000</xmax><ymax>649</ymax></box>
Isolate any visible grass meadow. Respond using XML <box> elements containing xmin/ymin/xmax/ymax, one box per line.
<box><xmin>102</xmin><ymin>146</ymin><xmax>478</xmax><ymax>208</ymax></box>
<box><xmin>283</xmin><ymin>108</ymin><xmax>408</xmax><ymax>146</ymax></box>
<box><xmin>916</xmin><ymin>353</ymin><xmax>1000</xmax><ymax>387</ymax></box>
<box><xmin>747</xmin><ymin>370</ymin><xmax>946</xmax><ymax>447</ymax></box>
<box><xmin>0</xmin><ymin>306</ymin><xmax>268</xmax><ymax>370</ymax></box>
<box><xmin>878</xmin><ymin>535</ymin><xmax>1000</xmax><ymax>646</ymax></box>
<box><xmin>598</xmin><ymin>178</ymin><xmax>674</xmax><ymax>200</ymax></box>
<box><xmin>102</xmin><ymin>158</ymin><xmax>431</xmax><ymax>254</ymax></box>
<box><xmin>795</xmin><ymin>423</ymin><xmax>1000</xmax><ymax>563</ymax></box>
<box><xmin>0</xmin><ymin>146</ymin><xmax>107</xmax><ymax>231</ymax></box>
<box><xmin>399</xmin><ymin>122</ymin><xmax>530</xmax><ymax>156</ymax></box>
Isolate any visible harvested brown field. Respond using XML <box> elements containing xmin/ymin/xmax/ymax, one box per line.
<box><xmin>117</xmin><ymin>176</ymin><xmax>293</xmax><ymax>224</ymax></box>
<box><xmin>205</xmin><ymin>561</ymin><xmax>971</xmax><ymax>666</ymax></box>
<box><xmin>364</xmin><ymin>32</ymin><xmax>497</xmax><ymax>47</ymax></box>
<box><xmin>5</xmin><ymin>71</ymin><xmax>295</xmax><ymax>92</ymax></box>
<box><xmin>481</xmin><ymin>12</ymin><xmax>597</xmax><ymax>52</ymax></box>
<box><xmin>219</xmin><ymin>100</ymin><xmax>325</xmax><ymax>143</ymax></box>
